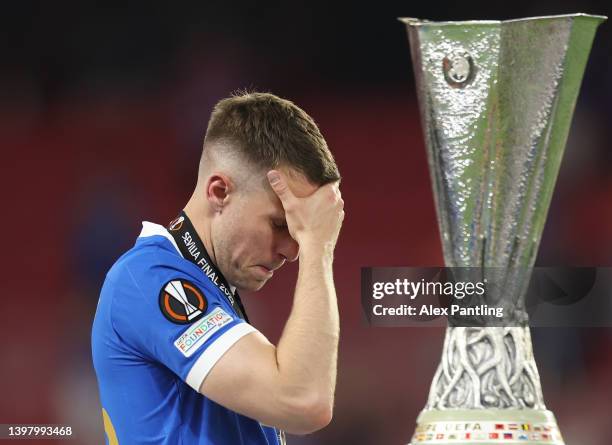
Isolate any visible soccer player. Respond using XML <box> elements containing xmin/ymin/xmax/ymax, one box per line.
<box><xmin>91</xmin><ymin>92</ymin><xmax>344</xmax><ymax>444</ymax></box>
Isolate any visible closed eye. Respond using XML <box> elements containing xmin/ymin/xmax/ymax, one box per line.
<box><xmin>272</xmin><ymin>220</ymin><xmax>288</xmax><ymax>230</ymax></box>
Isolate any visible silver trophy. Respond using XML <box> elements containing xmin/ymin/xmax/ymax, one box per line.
<box><xmin>400</xmin><ymin>13</ymin><xmax>606</xmax><ymax>444</ymax></box>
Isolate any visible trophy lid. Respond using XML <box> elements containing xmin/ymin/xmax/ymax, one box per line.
<box><xmin>399</xmin><ymin>13</ymin><xmax>607</xmax><ymax>27</ymax></box>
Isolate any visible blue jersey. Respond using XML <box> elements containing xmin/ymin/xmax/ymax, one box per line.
<box><xmin>92</xmin><ymin>221</ymin><xmax>283</xmax><ymax>445</ymax></box>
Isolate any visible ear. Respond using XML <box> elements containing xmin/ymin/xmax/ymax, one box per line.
<box><xmin>205</xmin><ymin>174</ymin><xmax>233</xmax><ymax>213</ymax></box>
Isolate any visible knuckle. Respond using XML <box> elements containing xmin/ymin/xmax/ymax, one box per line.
<box><xmin>329</xmin><ymin>189</ymin><xmax>338</xmax><ymax>202</ymax></box>
<box><xmin>275</xmin><ymin>183</ymin><xmax>288</xmax><ymax>194</ymax></box>
<box><xmin>283</xmin><ymin>200</ymin><xmax>295</xmax><ymax>212</ymax></box>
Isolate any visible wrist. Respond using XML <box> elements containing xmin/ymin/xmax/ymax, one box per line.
<box><xmin>298</xmin><ymin>241</ymin><xmax>335</xmax><ymax>264</ymax></box>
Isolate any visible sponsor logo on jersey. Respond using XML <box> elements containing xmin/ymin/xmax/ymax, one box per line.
<box><xmin>174</xmin><ymin>307</ymin><xmax>234</xmax><ymax>357</ymax></box>
<box><xmin>159</xmin><ymin>279</ymin><xmax>207</xmax><ymax>324</ymax></box>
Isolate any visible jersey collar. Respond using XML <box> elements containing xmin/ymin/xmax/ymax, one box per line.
<box><xmin>138</xmin><ymin>221</ymin><xmax>238</xmax><ymax>296</ymax></box>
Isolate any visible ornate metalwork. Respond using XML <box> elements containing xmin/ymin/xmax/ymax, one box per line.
<box><xmin>427</xmin><ymin>327</ymin><xmax>544</xmax><ymax>410</ymax></box>
<box><xmin>401</xmin><ymin>13</ymin><xmax>606</xmax><ymax>443</ymax></box>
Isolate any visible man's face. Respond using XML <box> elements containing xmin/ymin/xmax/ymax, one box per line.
<box><xmin>211</xmin><ymin>168</ymin><xmax>318</xmax><ymax>292</ymax></box>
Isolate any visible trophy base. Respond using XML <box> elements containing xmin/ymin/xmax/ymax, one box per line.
<box><xmin>408</xmin><ymin>409</ymin><xmax>564</xmax><ymax>444</ymax></box>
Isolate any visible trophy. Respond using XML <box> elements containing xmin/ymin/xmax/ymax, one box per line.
<box><xmin>400</xmin><ymin>14</ymin><xmax>606</xmax><ymax>444</ymax></box>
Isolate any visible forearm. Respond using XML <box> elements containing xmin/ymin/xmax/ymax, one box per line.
<box><xmin>275</xmin><ymin>243</ymin><xmax>340</xmax><ymax>410</ymax></box>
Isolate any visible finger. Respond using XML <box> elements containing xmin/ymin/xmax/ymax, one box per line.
<box><xmin>267</xmin><ymin>170</ymin><xmax>295</xmax><ymax>206</ymax></box>
<box><xmin>327</xmin><ymin>181</ymin><xmax>341</xmax><ymax>199</ymax></box>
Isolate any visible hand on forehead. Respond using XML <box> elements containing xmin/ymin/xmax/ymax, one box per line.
<box><xmin>274</xmin><ymin>168</ymin><xmax>320</xmax><ymax>199</ymax></box>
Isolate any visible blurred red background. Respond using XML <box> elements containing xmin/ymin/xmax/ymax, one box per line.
<box><xmin>1</xmin><ymin>2</ymin><xmax>611</xmax><ymax>444</ymax></box>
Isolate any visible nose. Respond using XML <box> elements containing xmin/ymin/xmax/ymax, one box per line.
<box><xmin>276</xmin><ymin>233</ymin><xmax>300</xmax><ymax>263</ymax></box>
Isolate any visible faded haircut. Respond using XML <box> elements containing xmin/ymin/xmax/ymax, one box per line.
<box><xmin>203</xmin><ymin>91</ymin><xmax>340</xmax><ymax>185</ymax></box>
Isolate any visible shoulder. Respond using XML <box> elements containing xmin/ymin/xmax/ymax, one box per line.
<box><xmin>102</xmin><ymin>221</ymin><xmax>233</xmax><ymax>319</ymax></box>
<box><xmin>94</xmin><ymin>225</ymin><xmax>256</xmax><ymax>384</ymax></box>
<box><xmin>106</xmin><ymin>222</ymin><xmax>194</xmax><ymax>291</ymax></box>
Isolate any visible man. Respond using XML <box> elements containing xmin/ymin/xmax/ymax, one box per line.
<box><xmin>91</xmin><ymin>91</ymin><xmax>344</xmax><ymax>444</ymax></box>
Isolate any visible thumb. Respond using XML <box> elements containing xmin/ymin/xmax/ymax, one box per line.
<box><xmin>267</xmin><ymin>170</ymin><xmax>294</xmax><ymax>205</ymax></box>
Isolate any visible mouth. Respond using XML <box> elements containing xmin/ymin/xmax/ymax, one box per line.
<box><xmin>254</xmin><ymin>264</ymin><xmax>282</xmax><ymax>277</ymax></box>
